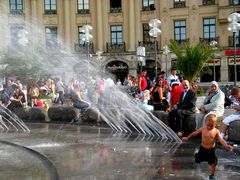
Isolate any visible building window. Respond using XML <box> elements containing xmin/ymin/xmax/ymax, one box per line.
<box><xmin>174</xmin><ymin>20</ymin><xmax>186</xmax><ymax>42</ymax></box>
<box><xmin>44</xmin><ymin>0</ymin><xmax>57</xmax><ymax>14</ymax></box>
<box><xmin>78</xmin><ymin>26</ymin><xmax>85</xmax><ymax>45</ymax></box>
<box><xmin>203</xmin><ymin>18</ymin><xmax>216</xmax><ymax>41</ymax></box>
<box><xmin>77</xmin><ymin>0</ymin><xmax>89</xmax><ymax>14</ymax></box>
<box><xmin>110</xmin><ymin>25</ymin><xmax>123</xmax><ymax>44</ymax></box>
<box><xmin>45</xmin><ymin>27</ymin><xmax>58</xmax><ymax>46</ymax></box>
<box><xmin>10</xmin><ymin>26</ymin><xmax>23</xmax><ymax>47</ymax></box>
<box><xmin>110</xmin><ymin>0</ymin><xmax>122</xmax><ymax>13</ymax></box>
<box><xmin>173</xmin><ymin>0</ymin><xmax>186</xmax><ymax>8</ymax></box>
<box><xmin>9</xmin><ymin>0</ymin><xmax>23</xmax><ymax>13</ymax></box>
<box><xmin>229</xmin><ymin>0</ymin><xmax>240</xmax><ymax>5</ymax></box>
<box><xmin>142</xmin><ymin>0</ymin><xmax>155</xmax><ymax>11</ymax></box>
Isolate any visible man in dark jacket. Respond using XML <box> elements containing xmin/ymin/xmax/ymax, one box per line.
<box><xmin>168</xmin><ymin>80</ymin><xmax>197</xmax><ymax>136</ymax></box>
<box><xmin>0</xmin><ymin>84</ymin><xmax>10</xmax><ymax>106</ymax></box>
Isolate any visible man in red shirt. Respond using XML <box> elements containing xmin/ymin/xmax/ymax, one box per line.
<box><xmin>168</xmin><ymin>81</ymin><xmax>184</xmax><ymax>112</ymax></box>
<box><xmin>138</xmin><ymin>71</ymin><xmax>147</xmax><ymax>92</ymax></box>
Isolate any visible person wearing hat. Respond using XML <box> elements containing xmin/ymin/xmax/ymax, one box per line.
<box><xmin>196</xmin><ymin>81</ymin><xmax>225</xmax><ymax>129</ymax></box>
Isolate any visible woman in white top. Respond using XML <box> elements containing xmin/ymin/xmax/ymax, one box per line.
<box><xmin>140</xmin><ymin>85</ymin><xmax>154</xmax><ymax>112</ymax></box>
<box><xmin>196</xmin><ymin>81</ymin><xmax>225</xmax><ymax>129</ymax></box>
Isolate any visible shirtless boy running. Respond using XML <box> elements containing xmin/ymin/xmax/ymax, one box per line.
<box><xmin>182</xmin><ymin>114</ymin><xmax>233</xmax><ymax>180</ymax></box>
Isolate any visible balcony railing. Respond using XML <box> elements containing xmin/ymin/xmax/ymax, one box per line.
<box><xmin>74</xmin><ymin>43</ymin><xmax>94</xmax><ymax>54</ymax></box>
<box><xmin>174</xmin><ymin>39</ymin><xmax>189</xmax><ymax>45</ymax></box>
<box><xmin>199</xmin><ymin>37</ymin><xmax>219</xmax><ymax>44</ymax></box>
<box><xmin>110</xmin><ymin>7</ymin><xmax>122</xmax><ymax>13</ymax></box>
<box><xmin>10</xmin><ymin>9</ymin><xmax>23</xmax><ymax>14</ymax></box>
<box><xmin>173</xmin><ymin>1</ymin><xmax>186</xmax><ymax>8</ymax></box>
<box><xmin>77</xmin><ymin>9</ymin><xmax>90</xmax><ymax>14</ymax></box>
<box><xmin>229</xmin><ymin>0</ymin><xmax>240</xmax><ymax>6</ymax></box>
<box><xmin>142</xmin><ymin>4</ymin><xmax>155</xmax><ymax>11</ymax></box>
<box><xmin>138</xmin><ymin>41</ymin><xmax>158</xmax><ymax>52</ymax></box>
<box><xmin>44</xmin><ymin>10</ymin><xmax>57</xmax><ymax>15</ymax></box>
<box><xmin>106</xmin><ymin>42</ymin><xmax>125</xmax><ymax>53</ymax></box>
<box><xmin>202</xmin><ymin>0</ymin><xmax>215</xmax><ymax>5</ymax></box>
<box><xmin>228</xmin><ymin>36</ymin><xmax>240</xmax><ymax>47</ymax></box>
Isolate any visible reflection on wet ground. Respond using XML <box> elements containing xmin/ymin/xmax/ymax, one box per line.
<box><xmin>0</xmin><ymin>123</ymin><xmax>240</xmax><ymax>179</ymax></box>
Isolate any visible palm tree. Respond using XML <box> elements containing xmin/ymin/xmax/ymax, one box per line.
<box><xmin>169</xmin><ymin>40</ymin><xmax>214</xmax><ymax>83</ymax></box>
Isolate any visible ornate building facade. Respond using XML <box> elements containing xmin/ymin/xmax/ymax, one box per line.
<box><xmin>0</xmin><ymin>0</ymin><xmax>240</xmax><ymax>82</ymax></box>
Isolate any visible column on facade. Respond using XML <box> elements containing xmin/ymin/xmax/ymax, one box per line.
<box><xmin>64</xmin><ymin>0</ymin><xmax>71</xmax><ymax>49</ymax></box>
<box><xmin>135</xmin><ymin>0</ymin><xmax>141</xmax><ymax>39</ymax></box>
<box><xmin>220</xmin><ymin>56</ymin><xmax>229</xmax><ymax>82</ymax></box>
<box><xmin>0</xmin><ymin>1</ymin><xmax>8</xmax><ymax>52</ymax></box>
<box><xmin>96</xmin><ymin>0</ymin><xmax>103</xmax><ymax>51</ymax></box>
<box><xmin>128</xmin><ymin>0</ymin><xmax>135</xmax><ymax>51</ymax></box>
<box><xmin>31</xmin><ymin>0</ymin><xmax>37</xmax><ymax>18</ymax></box>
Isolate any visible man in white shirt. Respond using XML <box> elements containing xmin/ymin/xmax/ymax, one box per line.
<box><xmin>167</xmin><ymin>68</ymin><xmax>179</xmax><ymax>86</ymax></box>
<box><xmin>56</xmin><ymin>78</ymin><xmax>65</xmax><ymax>105</ymax></box>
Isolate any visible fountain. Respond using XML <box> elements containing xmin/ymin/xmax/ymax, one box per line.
<box><xmin>0</xmin><ymin>6</ymin><xmax>181</xmax><ymax>142</ymax></box>
<box><xmin>0</xmin><ymin>106</ymin><xmax>30</xmax><ymax>132</ymax></box>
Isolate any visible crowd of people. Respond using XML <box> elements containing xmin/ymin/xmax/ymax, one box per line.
<box><xmin>125</xmin><ymin>69</ymin><xmax>236</xmax><ymax>180</ymax></box>
<box><xmin>0</xmin><ymin>77</ymin><xmax>91</xmax><ymax>111</ymax></box>
<box><xmin>0</xmin><ymin>69</ymin><xmax>239</xmax><ymax>138</ymax></box>
<box><xmin>0</xmin><ymin>71</ymin><xmax>239</xmax><ymax>136</ymax></box>
<box><xmin>1</xmin><ymin>71</ymin><xmax>239</xmax><ymax>180</ymax></box>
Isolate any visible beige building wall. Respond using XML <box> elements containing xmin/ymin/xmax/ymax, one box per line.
<box><xmin>1</xmin><ymin>0</ymin><xmax>240</xmax><ymax>82</ymax></box>
<box><xmin>2</xmin><ymin>0</ymin><xmax>239</xmax><ymax>51</ymax></box>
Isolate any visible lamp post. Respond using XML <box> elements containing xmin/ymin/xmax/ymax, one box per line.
<box><xmin>163</xmin><ymin>45</ymin><xmax>170</xmax><ymax>74</ymax></box>
<box><xmin>149</xmin><ymin>18</ymin><xmax>161</xmax><ymax>78</ymax></box>
<box><xmin>81</xmin><ymin>25</ymin><xmax>93</xmax><ymax>77</ymax></box>
<box><xmin>228</xmin><ymin>12</ymin><xmax>240</xmax><ymax>86</ymax></box>
<box><xmin>210</xmin><ymin>40</ymin><xmax>218</xmax><ymax>81</ymax></box>
<box><xmin>137</xmin><ymin>46</ymin><xmax>146</xmax><ymax>73</ymax></box>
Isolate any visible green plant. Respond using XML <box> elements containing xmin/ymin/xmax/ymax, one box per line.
<box><xmin>169</xmin><ymin>40</ymin><xmax>215</xmax><ymax>83</ymax></box>
<box><xmin>196</xmin><ymin>86</ymin><xmax>205</xmax><ymax>96</ymax></box>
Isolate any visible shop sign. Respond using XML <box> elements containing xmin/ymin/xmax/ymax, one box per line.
<box><xmin>107</xmin><ymin>65</ymin><xmax>128</xmax><ymax>71</ymax></box>
<box><xmin>228</xmin><ymin>57</ymin><xmax>240</xmax><ymax>65</ymax></box>
<box><xmin>225</xmin><ymin>50</ymin><xmax>240</xmax><ymax>56</ymax></box>
<box><xmin>206</xmin><ymin>58</ymin><xmax>221</xmax><ymax>66</ymax></box>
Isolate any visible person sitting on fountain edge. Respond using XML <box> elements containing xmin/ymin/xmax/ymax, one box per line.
<box><xmin>7</xmin><ymin>86</ymin><xmax>26</xmax><ymax>111</ymax></box>
<box><xmin>70</xmin><ymin>83</ymin><xmax>90</xmax><ymax>110</ymax></box>
<box><xmin>168</xmin><ymin>80</ymin><xmax>197</xmax><ymax>137</ymax></box>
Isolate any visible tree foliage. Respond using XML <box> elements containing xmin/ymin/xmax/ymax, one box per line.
<box><xmin>0</xmin><ymin>55</ymin><xmax>39</xmax><ymax>82</ymax></box>
<box><xmin>169</xmin><ymin>40</ymin><xmax>214</xmax><ymax>83</ymax></box>
<box><xmin>0</xmin><ymin>42</ymin><xmax>62</xmax><ymax>83</ymax></box>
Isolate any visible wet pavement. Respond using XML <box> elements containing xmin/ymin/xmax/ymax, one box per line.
<box><xmin>0</xmin><ymin>123</ymin><xmax>239</xmax><ymax>180</ymax></box>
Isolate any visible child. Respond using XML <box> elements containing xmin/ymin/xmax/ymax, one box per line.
<box><xmin>221</xmin><ymin>87</ymin><xmax>240</xmax><ymax>139</ymax></box>
<box><xmin>182</xmin><ymin>114</ymin><xmax>233</xmax><ymax>180</ymax></box>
